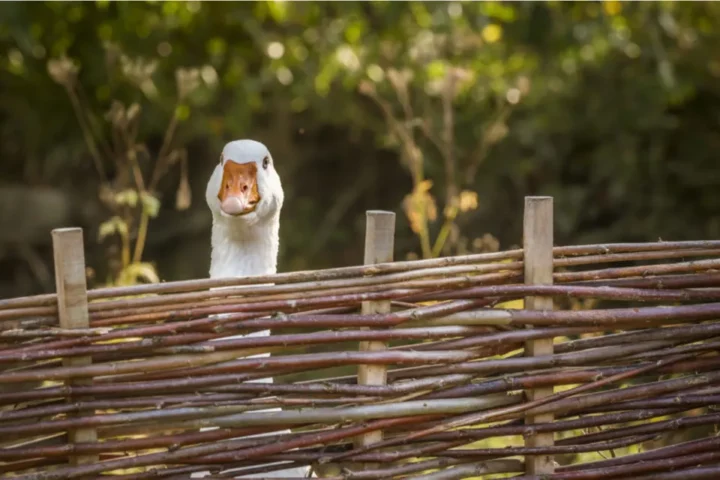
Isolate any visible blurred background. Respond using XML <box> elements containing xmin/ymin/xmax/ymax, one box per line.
<box><xmin>1</xmin><ymin>1</ymin><xmax>719</xmax><ymax>299</ymax></box>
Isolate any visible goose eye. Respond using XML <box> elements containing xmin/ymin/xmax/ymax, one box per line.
<box><xmin>262</xmin><ymin>156</ymin><xmax>270</xmax><ymax>170</ymax></box>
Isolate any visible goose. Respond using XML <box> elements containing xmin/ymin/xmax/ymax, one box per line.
<box><xmin>206</xmin><ymin>139</ymin><xmax>283</xmax><ymax>280</ymax></box>
<box><xmin>192</xmin><ymin>139</ymin><xmax>312</xmax><ymax>478</ymax></box>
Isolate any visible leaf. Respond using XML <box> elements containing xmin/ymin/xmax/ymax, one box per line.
<box><xmin>345</xmin><ymin>20</ymin><xmax>363</xmax><ymax>44</ymax></box>
<box><xmin>481</xmin><ymin>24</ymin><xmax>503</xmax><ymax>43</ymax></box>
<box><xmin>416</xmin><ymin>179</ymin><xmax>434</xmax><ymax>194</ymax></box>
<box><xmin>114</xmin><ymin>189</ymin><xmax>139</xmax><ymax>207</ymax></box>
<box><xmin>98</xmin><ymin>219</ymin><xmax>117</xmax><ymax>241</ymax></box>
<box><xmin>402</xmin><ymin>180</ymin><xmax>438</xmax><ymax>234</ymax></box>
<box><xmin>175</xmin><ymin>175</ymin><xmax>192</xmax><ymax>211</ymax></box>
<box><xmin>175</xmin><ymin>104</ymin><xmax>190</xmax><ymax>121</ymax></box>
<box><xmin>47</xmin><ymin>56</ymin><xmax>78</xmax><ymax>87</ymax></box>
<box><xmin>120</xmin><ymin>54</ymin><xmax>158</xmax><ymax>98</ymax></box>
<box><xmin>126</xmin><ymin>102</ymin><xmax>141</xmax><ymax>123</ymax></box>
<box><xmin>175</xmin><ymin>67</ymin><xmax>201</xmax><ymax>100</ymax></box>
<box><xmin>426</xmin><ymin>60</ymin><xmax>447</xmax><ymax>80</ymax></box>
<box><xmin>117</xmin><ymin>262</ymin><xmax>160</xmax><ymax>286</ymax></box>
<box><xmin>140</xmin><ymin>192</ymin><xmax>161</xmax><ymax>218</ymax></box>
<box><xmin>496</xmin><ymin>298</ymin><xmax>523</xmax><ymax>309</ymax></box>
<box><xmin>104</xmin><ymin>100</ymin><xmax>126</xmax><ymax>127</ymax></box>
<box><xmin>458</xmin><ymin>190</ymin><xmax>479</xmax><ymax>212</ymax></box>
<box><xmin>98</xmin><ymin>216</ymin><xmax>128</xmax><ymax>241</ymax></box>
<box><xmin>267</xmin><ymin>0</ymin><xmax>288</xmax><ymax>23</ymax></box>
<box><xmin>603</xmin><ymin>0</ymin><xmax>622</xmax><ymax>16</ymax></box>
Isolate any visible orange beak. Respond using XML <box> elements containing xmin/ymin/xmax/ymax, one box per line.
<box><xmin>217</xmin><ymin>160</ymin><xmax>261</xmax><ymax>216</ymax></box>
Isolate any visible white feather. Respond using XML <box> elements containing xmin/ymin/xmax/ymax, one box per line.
<box><xmin>192</xmin><ymin>140</ymin><xmax>312</xmax><ymax>479</ymax></box>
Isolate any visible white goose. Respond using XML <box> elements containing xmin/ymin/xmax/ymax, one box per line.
<box><xmin>193</xmin><ymin>139</ymin><xmax>312</xmax><ymax>478</ymax></box>
<box><xmin>207</xmin><ymin>139</ymin><xmax>283</xmax><ymax>280</ymax></box>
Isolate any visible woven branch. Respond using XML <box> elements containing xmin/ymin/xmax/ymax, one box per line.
<box><xmin>1</xmin><ymin>240</ymin><xmax>720</xmax><ymax>479</ymax></box>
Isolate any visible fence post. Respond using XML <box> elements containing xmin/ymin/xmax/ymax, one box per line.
<box><xmin>52</xmin><ymin>227</ymin><xmax>98</xmax><ymax>466</ymax></box>
<box><xmin>523</xmin><ymin>196</ymin><xmax>555</xmax><ymax>475</ymax></box>
<box><xmin>357</xmin><ymin>211</ymin><xmax>395</xmax><ymax>454</ymax></box>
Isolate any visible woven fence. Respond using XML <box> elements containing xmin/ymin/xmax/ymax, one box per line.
<box><xmin>1</xmin><ymin>196</ymin><xmax>720</xmax><ymax>480</ymax></box>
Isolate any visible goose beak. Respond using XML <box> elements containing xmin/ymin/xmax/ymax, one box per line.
<box><xmin>217</xmin><ymin>160</ymin><xmax>261</xmax><ymax>216</ymax></box>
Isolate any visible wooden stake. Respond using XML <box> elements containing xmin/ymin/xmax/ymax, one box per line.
<box><xmin>52</xmin><ymin>227</ymin><xmax>98</xmax><ymax>466</ymax></box>
<box><xmin>523</xmin><ymin>196</ymin><xmax>555</xmax><ymax>475</ymax></box>
<box><xmin>357</xmin><ymin>211</ymin><xmax>395</xmax><ymax>445</ymax></box>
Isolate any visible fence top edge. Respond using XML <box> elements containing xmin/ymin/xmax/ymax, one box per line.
<box><xmin>1</xmin><ymin>240</ymin><xmax>720</xmax><ymax>308</ymax></box>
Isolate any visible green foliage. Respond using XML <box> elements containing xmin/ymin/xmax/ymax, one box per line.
<box><xmin>1</xmin><ymin>0</ymin><xmax>720</xmax><ymax>282</ymax></box>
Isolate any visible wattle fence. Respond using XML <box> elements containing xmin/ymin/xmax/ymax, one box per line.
<box><xmin>1</xmin><ymin>196</ymin><xmax>720</xmax><ymax>480</ymax></box>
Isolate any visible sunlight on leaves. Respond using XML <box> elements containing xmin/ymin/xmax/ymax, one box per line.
<box><xmin>175</xmin><ymin>104</ymin><xmax>190</xmax><ymax>121</ymax></box>
<box><xmin>603</xmin><ymin>0</ymin><xmax>622</xmax><ymax>16</ymax></box>
<box><xmin>426</xmin><ymin>60</ymin><xmax>447</xmax><ymax>80</ymax></box>
<box><xmin>366</xmin><ymin>64</ymin><xmax>384</xmax><ymax>83</ymax></box>
<box><xmin>480</xmin><ymin>1</ymin><xmax>517</xmax><ymax>22</ymax></box>
<box><xmin>267</xmin><ymin>0</ymin><xmax>288</xmax><ymax>23</ymax></box>
<box><xmin>482</xmin><ymin>24</ymin><xmax>503</xmax><ymax>43</ymax></box>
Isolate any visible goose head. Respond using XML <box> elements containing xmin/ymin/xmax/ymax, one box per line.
<box><xmin>205</xmin><ymin>139</ymin><xmax>284</xmax><ymax>227</ymax></box>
